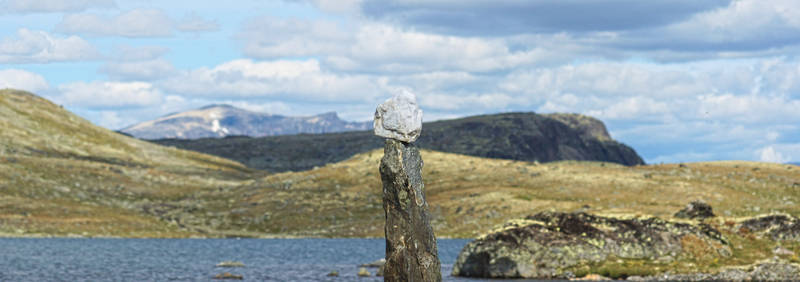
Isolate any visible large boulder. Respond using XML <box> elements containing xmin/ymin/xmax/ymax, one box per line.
<box><xmin>452</xmin><ymin>212</ymin><xmax>730</xmax><ymax>279</ymax></box>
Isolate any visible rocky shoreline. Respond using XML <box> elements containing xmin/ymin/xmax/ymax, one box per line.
<box><xmin>452</xmin><ymin>204</ymin><xmax>800</xmax><ymax>280</ymax></box>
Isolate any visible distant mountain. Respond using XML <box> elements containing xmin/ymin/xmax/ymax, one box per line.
<box><xmin>121</xmin><ymin>104</ymin><xmax>372</xmax><ymax>139</ymax></box>
<box><xmin>789</xmin><ymin>162</ymin><xmax>800</xmax><ymax>166</ymax></box>
<box><xmin>152</xmin><ymin>112</ymin><xmax>645</xmax><ymax>172</ymax></box>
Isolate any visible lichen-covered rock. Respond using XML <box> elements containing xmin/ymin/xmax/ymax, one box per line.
<box><xmin>380</xmin><ymin>139</ymin><xmax>441</xmax><ymax>281</ymax></box>
<box><xmin>212</xmin><ymin>272</ymin><xmax>243</xmax><ymax>280</ymax></box>
<box><xmin>374</xmin><ymin>90</ymin><xmax>423</xmax><ymax>142</ymax></box>
<box><xmin>674</xmin><ymin>200</ymin><xmax>715</xmax><ymax>220</ymax></box>
<box><xmin>452</xmin><ymin>212</ymin><xmax>731</xmax><ymax>279</ymax></box>
<box><xmin>738</xmin><ymin>214</ymin><xmax>800</xmax><ymax>241</ymax></box>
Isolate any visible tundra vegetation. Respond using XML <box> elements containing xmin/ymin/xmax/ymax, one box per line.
<box><xmin>1</xmin><ymin>89</ymin><xmax>799</xmax><ymax>277</ymax></box>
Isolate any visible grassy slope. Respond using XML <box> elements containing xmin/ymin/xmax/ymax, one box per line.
<box><xmin>1</xmin><ymin>89</ymin><xmax>798</xmax><ymax>244</ymax></box>
<box><xmin>221</xmin><ymin>147</ymin><xmax>799</xmax><ymax>239</ymax></box>
<box><xmin>0</xmin><ymin>89</ymin><xmax>256</xmax><ymax>237</ymax></box>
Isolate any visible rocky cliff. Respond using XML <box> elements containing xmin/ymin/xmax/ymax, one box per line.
<box><xmin>152</xmin><ymin>112</ymin><xmax>644</xmax><ymax>172</ymax></box>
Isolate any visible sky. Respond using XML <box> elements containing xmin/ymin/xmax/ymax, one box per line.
<box><xmin>0</xmin><ymin>0</ymin><xmax>799</xmax><ymax>164</ymax></box>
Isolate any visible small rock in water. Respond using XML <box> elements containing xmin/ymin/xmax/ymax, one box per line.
<box><xmin>216</xmin><ymin>261</ymin><xmax>245</xmax><ymax>267</ymax></box>
<box><xmin>374</xmin><ymin>90</ymin><xmax>423</xmax><ymax>142</ymax></box>
<box><xmin>357</xmin><ymin>267</ymin><xmax>371</xmax><ymax>277</ymax></box>
<box><xmin>213</xmin><ymin>272</ymin><xmax>243</xmax><ymax>280</ymax></box>
<box><xmin>359</xmin><ymin>258</ymin><xmax>386</xmax><ymax>268</ymax></box>
<box><xmin>327</xmin><ymin>270</ymin><xmax>339</xmax><ymax>277</ymax></box>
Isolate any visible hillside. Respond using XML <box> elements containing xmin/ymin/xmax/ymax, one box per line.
<box><xmin>205</xmin><ymin>149</ymin><xmax>799</xmax><ymax>238</ymax></box>
<box><xmin>1</xmin><ymin>89</ymin><xmax>797</xmax><ymax>241</ymax></box>
<box><xmin>121</xmin><ymin>104</ymin><xmax>370</xmax><ymax>139</ymax></box>
<box><xmin>152</xmin><ymin>112</ymin><xmax>644</xmax><ymax>172</ymax></box>
<box><xmin>0</xmin><ymin>89</ymin><xmax>257</xmax><ymax>238</ymax></box>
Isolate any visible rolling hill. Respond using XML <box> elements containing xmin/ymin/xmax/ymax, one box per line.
<box><xmin>1</xmin><ymin>89</ymin><xmax>797</xmax><ymax>242</ymax></box>
<box><xmin>152</xmin><ymin>112</ymin><xmax>644</xmax><ymax>172</ymax></box>
<box><xmin>0</xmin><ymin>89</ymin><xmax>257</xmax><ymax>238</ymax></box>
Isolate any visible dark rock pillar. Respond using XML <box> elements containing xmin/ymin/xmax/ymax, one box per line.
<box><xmin>380</xmin><ymin>139</ymin><xmax>441</xmax><ymax>282</ymax></box>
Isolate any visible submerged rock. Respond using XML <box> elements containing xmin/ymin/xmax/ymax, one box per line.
<box><xmin>674</xmin><ymin>200</ymin><xmax>715</xmax><ymax>220</ymax></box>
<box><xmin>361</xmin><ymin>258</ymin><xmax>387</xmax><ymax>277</ymax></box>
<box><xmin>212</xmin><ymin>272</ymin><xmax>243</xmax><ymax>280</ymax></box>
<box><xmin>327</xmin><ymin>270</ymin><xmax>339</xmax><ymax>277</ymax></box>
<box><xmin>452</xmin><ymin>212</ymin><xmax>730</xmax><ymax>279</ymax></box>
<box><xmin>360</xmin><ymin>258</ymin><xmax>386</xmax><ymax>268</ymax></box>
<box><xmin>215</xmin><ymin>261</ymin><xmax>245</xmax><ymax>267</ymax></box>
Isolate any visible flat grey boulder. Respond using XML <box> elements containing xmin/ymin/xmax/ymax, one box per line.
<box><xmin>452</xmin><ymin>212</ymin><xmax>731</xmax><ymax>279</ymax></box>
<box><xmin>374</xmin><ymin>90</ymin><xmax>423</xmax><ymax>142</ymax></box>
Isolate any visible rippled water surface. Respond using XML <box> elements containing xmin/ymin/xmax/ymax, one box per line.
<box><xmin>0</xmin><ymin>238</ymin><xmax>480</xmax><ymax>281</ymax></box>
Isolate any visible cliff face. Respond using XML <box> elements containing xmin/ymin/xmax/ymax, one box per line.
<box><xmin>152</xmin><ymin>112</ymin><xmax>644</xmax><ymax>172</ymax></box>
<box><xmin>417</xmin><ymin>113</ymin><xmax>643</xmax><ymax>166</ymax></box>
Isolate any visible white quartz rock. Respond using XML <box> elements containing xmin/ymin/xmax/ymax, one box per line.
<box><xmin>374</xmin><ymin>90</ymin><xmax>423</xmax><ymax>142</ymax></box>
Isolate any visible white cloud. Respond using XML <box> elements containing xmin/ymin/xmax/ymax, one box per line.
<box><xmin>161</xmin><ymin>59</ymin><xmax>383</xmax><ymax>102</ymax></box>
<box><xmin>0</xmin><ymin>29</ymin><xmax>98</xmax><ymax>63</ymax></box>
<box><xmin>758</xmin><ymin>146</ymin><xmax>790</xmax><ymax>163</ymax></box>
<box><xmin>419</xmin><ymin>92</ymin><xmax>513</xmax><ymax>111</ymax></box>
<box><xmin>305</xmin><ymin>0</ymin><xmax>363</xmax><ymax>15</ymax></box>
<box><xmin>96</xmin><ymin>110</ymin><xmax>125</xmax><ymax>129</ymax></box>
<box><xmin>176</xmin><ymin>13</ymin><xmax>220</xmax><ymax>32</ymax></box>
<box><xmin>696</xmin><ymin>93</ymin><xmax>800</xmax><ymax>124</ymax></box>
<box><xmin>114</xmin><ymin>45</ymin><xmax>169</xmax><ymax>61</ymax></box>
<box><xmin>101</xmin><ymin>59</ymin><xmax>176</xmax><ymax>80</ymax></box>
<box><xmin>58</xmin><ymin>81</ymin><xmax>163</xmax><ymax>108</ymax></box>
<box><xmin>663</xmin><ymin>0</ymin><xmax>800</xmax><ymax>49</ymax></box>
<box><xmin>501</xmin><ymin>62</ymin><xmax>710</xmax><ymax>100</ymax></box>
<box><xmin>56</xmin><ymin>9</ymin><xmax>173</xmax><ymax>37</ymax></box>
<box><xmin>55</xmin><ymin>9</ymin><xmax>223</xmax><ymax>37</ymax></box>
<box><xmin>240</xmin><ymin>19</ymin><xmax>549</xmax><ymax>72</ymax></box>
<box><xmin>240</xmin><ymin>17</ymin><xmax>351</xmax><ymax>58</ymax></box>
<box><xmin>1</xmin><ymin>0</ymin><xmax>114</xmax><ymax>13</ymax></box>
<box><xmin>0</xmin><ymin>69</ymin><xmax>49</xmax><ymax>92</ymax></box>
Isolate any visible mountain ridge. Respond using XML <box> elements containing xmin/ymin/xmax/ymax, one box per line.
<box><xmin>121</xmin><ymin>104</ymin><xmax>371</xmax><ymax>139</ymax></box>
<box><xmin>152</xmin><ymin>111</ymin><xmax>645</xmax><ymax>172</ymax></box>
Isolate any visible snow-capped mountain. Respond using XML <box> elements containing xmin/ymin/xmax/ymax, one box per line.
<box><xmin>120</xmin><ymin>104</ymin><xmax>372</xmax><ymax>139</ymax></box>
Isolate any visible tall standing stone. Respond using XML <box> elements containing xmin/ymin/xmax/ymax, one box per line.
<box><xmin>375</xmin><ymin>91</ymin><xmax>441</xmax><ymax>282</ymax></box>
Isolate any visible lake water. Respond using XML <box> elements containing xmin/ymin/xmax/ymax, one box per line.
<box><xmin>0</xmin><ymin>238</ymin><xmax>483</xmax><ymax>281</ymax></box>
